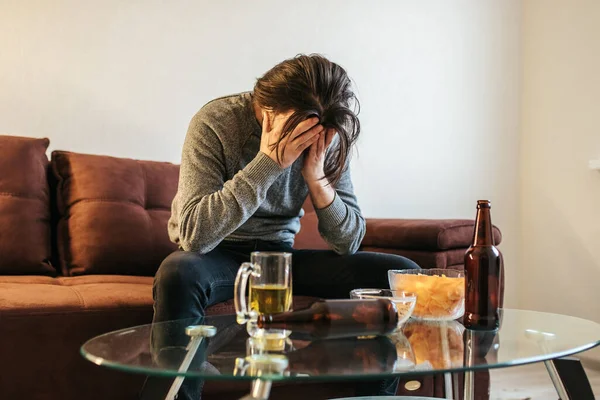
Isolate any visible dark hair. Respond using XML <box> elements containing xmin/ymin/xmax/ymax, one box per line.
<box><xmin>253</xmin><ymin>54</ymin><xmax>360</xmax><ymax>185</ymax></box>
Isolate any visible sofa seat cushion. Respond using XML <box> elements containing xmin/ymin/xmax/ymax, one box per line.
<box><xmin>0</xmin><ymin>275</ymin><xmax>317</xmax><ymax>319</ymax></box>
<box><xmin>0</xmin><ymin>135</ymin><xmax>54</xmax><ymax>275</ymax></box>
<box><xmin>51</xmin><ymin>151</ymin><xmax>180</xmax><ymax>276</ymax></box>
<box><xmin>0</xmin><ymin>275</ymin><xmax>154</xmax><ymax>316</ymax></box>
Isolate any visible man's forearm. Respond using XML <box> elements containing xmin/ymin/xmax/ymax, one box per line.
<box><xmin>178</xmin><ymin>152</ymin><xmax>283</xmax><ymax>253</ymax></box>
<box><xmin>306</xmin><ymin>178</ymin><xmax>336</xmax><ymax>209</ymax></box>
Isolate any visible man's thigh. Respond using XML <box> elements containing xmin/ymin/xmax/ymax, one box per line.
<box><xmin>154</xmin><ymin>249</ymin><xmax>242</xmax><ymax>310</ymax></box>
<box><xmin>291</xmin><ymin>250</ymin><xmax>420</xmax><ymax>299</ymax></box>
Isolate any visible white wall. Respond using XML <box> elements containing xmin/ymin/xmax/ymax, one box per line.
<box><xmin>520</xmin><ymin>0</ymin><xmax>600</xmax><ymax>325</ymax></box>
<box><xmin>0</xmin><ymin>1</ymin><xmax>521</xmax><ymax>305</ymax></box>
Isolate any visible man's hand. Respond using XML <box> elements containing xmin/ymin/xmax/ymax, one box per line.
<box><xmin>302</xmin><ymin>128</ymin><xmax>337</xmax><ymax>209</ymax></box>
<box><xmin>260</xmin><ymin>111</ymin><xmax>323</xmax><ymax>169</ymax></box>
<box><xmin>301</xmin><ymin>128</ymin><xmax>336</xmax><ymax>183</ymax></box>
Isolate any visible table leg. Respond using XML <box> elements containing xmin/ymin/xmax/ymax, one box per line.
<box><xmin>443</xmin><ymin>373</ymin><xmax>453</xmax><ymax>399</ymax></box>
<box><xmin>237</xmin><ymin>379</ymin><xmax>272</xmax><ymax>400</ymax></box>
<box><xmin>545</xmin><ymin>359</ymin><xmax>570</xmax><ymax>400</ymax></box>
<box><xmin>463</xmin><ymin>328</ymin><xmax>475</xmax><ymax>400</ymax></box>
<box><xmin>545</xmin><ymin>357</ymin><xmax>595</xmax><ymax>400</ymax></box>
<box><xmin>165</xmin><ymin>325</ymin><xmax>217</xmax><ymax>400</ymax></box>
<box><xmin>463</xmin><ymin>370</ymin><xmax>474</xmax><ymax>400</ymax></box>
<box><xmin>452</xmin><ymin>373</ymin><xmax>460</xmax><ymax>399</ymax></box>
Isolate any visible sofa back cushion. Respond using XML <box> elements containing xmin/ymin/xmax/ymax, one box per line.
<box><xmin>0</xmin><ymin>135</ymin><xmax>55</xmax><ymax>275</ymax></box>
<box><xmin>52</xmin><ymin>151</ymin><xmax>179</xmax><ymax>276</ymax></box>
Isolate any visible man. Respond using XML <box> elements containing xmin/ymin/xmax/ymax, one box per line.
<box><xmin>153</xmin><ymin>54</ymin><xmax>419</xmax><ymax>399</ymax></box>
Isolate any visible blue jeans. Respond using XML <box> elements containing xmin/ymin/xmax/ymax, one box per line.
<box><xmin>142</xmin><ymin>240</ymin><xmax>420</xmax><ymax>399</ymax></box>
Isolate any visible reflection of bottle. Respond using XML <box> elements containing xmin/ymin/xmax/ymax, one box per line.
<box><xmin>464</xmin><ymin>329</ymin><xmax>500</xmax><ymax>362</ymax></box>
<box><xmin>463</xmin><ymin>328</ymin><xmax>499</xmax><ymax>399</ymax></box>
<box><xmin>256</xmin><ymin>299</ymin><xmax>398</xmax><ymax>339</ymax></box>
<box><xmin>464</xmin><ymin>200</ymin><xmax>504</xmax><ymax>330</ymax></box>
<box><xmin>287</xmin><ymin>336</ymin><xmax>398</xmax><ymax>375</ymax></box>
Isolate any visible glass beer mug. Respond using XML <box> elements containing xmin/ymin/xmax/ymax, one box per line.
<box><xmin>234</xmin><ymin>252</ymin><xmax>293</xmax><ymax>339</ymax></box>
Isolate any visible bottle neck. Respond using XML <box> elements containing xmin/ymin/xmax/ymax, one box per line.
<box><xmin>473</xmin><ymin>207</ymin><xmax>495</xmax><ymax>246</ymax></box>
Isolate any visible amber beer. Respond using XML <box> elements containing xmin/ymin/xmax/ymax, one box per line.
<box><xmin>249</xmin><ymin>284</ymin><xmax>292</xmax><ymax>314</ymax></box>
<box><xmin>464</xmin><ymin>200</ymin><xmax>504</xmax><ymax>330</ymax></box>
<box><xmin>256</xmin><ymin>299</ymin><xmax>398</xmax><ymax>339</ymax></box>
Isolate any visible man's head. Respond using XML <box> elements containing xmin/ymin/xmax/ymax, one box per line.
<box><xmin>253</xmin><ymin>54</ymin><xmax>360</xmax><ymax>184</ymax></box>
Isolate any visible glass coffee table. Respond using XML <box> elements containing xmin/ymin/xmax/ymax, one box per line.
<box><xmin>81</xmin><ymin>309</ymin><xmax>600</xmax><ymax>400</ymax></box>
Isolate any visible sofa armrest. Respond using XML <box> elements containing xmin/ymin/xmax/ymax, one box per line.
<box><xmin>362</xmin><ymin>219</ymin><xmax>502</xmax><ymax>251</ymax></box>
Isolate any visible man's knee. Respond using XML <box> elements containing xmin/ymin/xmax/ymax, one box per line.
<box><xmin>155</xmin><ymin>251</ymin><xmax>208</xmax><ymax>293</ymax></box>
<box><xmin>383</xmin><ymin>253</ymin><xmax>421</xmax><ymax>270</ymax></box>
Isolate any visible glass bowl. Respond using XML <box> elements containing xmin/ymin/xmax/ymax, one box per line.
<box><xmin>349</xmin><ymin>288</ymin><xmax>417</xmax><ymax>327</ymax></box>
<box><xmin>388</xmin><ymin>269</ymin><xmax>465</xmax><ymax>321</ymax></box>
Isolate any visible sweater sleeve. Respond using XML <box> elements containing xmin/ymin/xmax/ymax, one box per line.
<box><xmin>175</xmin><ymin>113</ymin><xmax>283</xmax><ymax>253</ymax></box>
<box><xmin>314</xmin><ymin>164</ymin><xmax>366</xmax><ymax>255</ymax></box>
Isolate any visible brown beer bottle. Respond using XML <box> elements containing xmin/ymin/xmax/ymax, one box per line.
<box><xmin>464</xmin><ymin>200</ymin><xmax>504</xmax><ymax>330</ymax></box>
<box><xmin>256</xmin><ymin>299</ymin><xmax>398</xmax><ymax>339</ymax></box>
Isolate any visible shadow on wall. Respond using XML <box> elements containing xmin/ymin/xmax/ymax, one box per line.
<box><xmin>6</xmin><ymin>63</ymin><xmax>180</xmax><ymax>161</ymax></box>
<box><xmin>520</xmin><ymin>189</ymin><xmax>600</xmax><ymax>324</ymax></box>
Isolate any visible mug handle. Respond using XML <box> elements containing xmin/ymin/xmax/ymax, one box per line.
<box><xmin>233</xmin><ymin>357</ymin><xmax>249</xmax><ymax>376</ymax></box>
<box><xmin>234</xmin><ymin>262</ymin><xmax>261</xmax><ymax>324</ymax></box>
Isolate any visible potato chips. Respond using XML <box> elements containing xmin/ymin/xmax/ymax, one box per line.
<box><xmin>390</xmin><ymin>271</ymin><xmax>465</xmax><ymax>320</ymax></box>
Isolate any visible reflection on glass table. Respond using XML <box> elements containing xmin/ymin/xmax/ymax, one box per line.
<box><xmin>81</xmin><ymin>309</ymin><xmax>600</xmax><ymax>400</ymax></box>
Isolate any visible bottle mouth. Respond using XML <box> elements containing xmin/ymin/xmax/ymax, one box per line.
<box><xmin>477</xmin><ymin>200</ymin><xmax>491</xmax><ymax>209</ymax></box>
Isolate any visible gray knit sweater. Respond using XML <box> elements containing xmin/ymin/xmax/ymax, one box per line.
<box><xmin>168</xmin><ymin>92</ymin><xmax>366</xmax><ymax>255</ymax></box>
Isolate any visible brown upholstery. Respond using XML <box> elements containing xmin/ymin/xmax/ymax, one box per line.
<box><xmin>0</xmin><ymin>275</ymin><xmax>154</xmax><ymax>316</ymax></box>
<box><xmin>0</xmin><ymin>274</ymin><xmax>152</xmax><ymax>400</ymax></box>
<box><xmin>0</xmin><ymin>135</ymin><xmax>54</xmax><ymax>275</ymax></box>
<box><xmin>363</xmin><ymin>218</ymin><xmax>502</xmax><ymax>251</ymax></box>
<box><xmin>297</xmin><ymin>199</ymin><xmax>501</xmax><ymax>271</ymax></box>
<box><xmin>0</xmin><ymin>294</ymin><xmax>154</xmax><ymax>400</ymax></box>
<box><xmin>51</xmin><ymin>151</ymin><xmax>179</xmax><ymax>276</ymax></box>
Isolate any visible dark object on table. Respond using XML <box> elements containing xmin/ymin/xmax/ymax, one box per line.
<box><xmin>258</xmin><ymin>299</ymin><xmax>398</xmax><ymax>339</ymax></box>
<box><xmin>464</xmin><ymin>200</ymin><xmax>504</xmax><ymax>330</ymax></box>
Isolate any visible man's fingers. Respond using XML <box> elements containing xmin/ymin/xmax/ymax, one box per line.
<box><xmin>262</xmin><ymin>111</ymin><xmax>269</xmax><ymax>133</ymax></box>
<box><xmin>290</xmin><ymin>117</ymin><xmax>320</xmax><ymax>140</ymax></box>
<box><xmin>267</xmin><ymin>110</ymin><xmax>295</xmax><ymax>136</ymax></box>
<box><xmin>263</xmin><ymin>111</ymin><xmax>278</xmax><ymax>138</ymax></box>
<box><xmin>317</xmin><ymin>131</ymin><xmax>325</xmax><ymax>155</ymax></box>
<box><xmin>293</xmin><ymin>124</ymin><xmax>324</xmax><ymax>148</ymax></box>
<box><xmin>297</xmin><ymin>133</ymin><xmax>320</xmax><ymax>153</ymax></box>
<box><xmin>308</xmin><ymin>136</ymin><xmax>318</xmax><ymax>157</ymax></box>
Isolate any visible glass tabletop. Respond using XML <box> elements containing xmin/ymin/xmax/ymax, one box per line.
<box><xmin>81</xmin><ymin>309</ymin><xmax>600</xmax><ymax>382</ymax></box>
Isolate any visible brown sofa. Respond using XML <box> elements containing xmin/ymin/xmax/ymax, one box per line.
<box><xmin>0</xmin><ymin>135</ymin><xmax>501</xmax><ymax>400</ymax></box>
